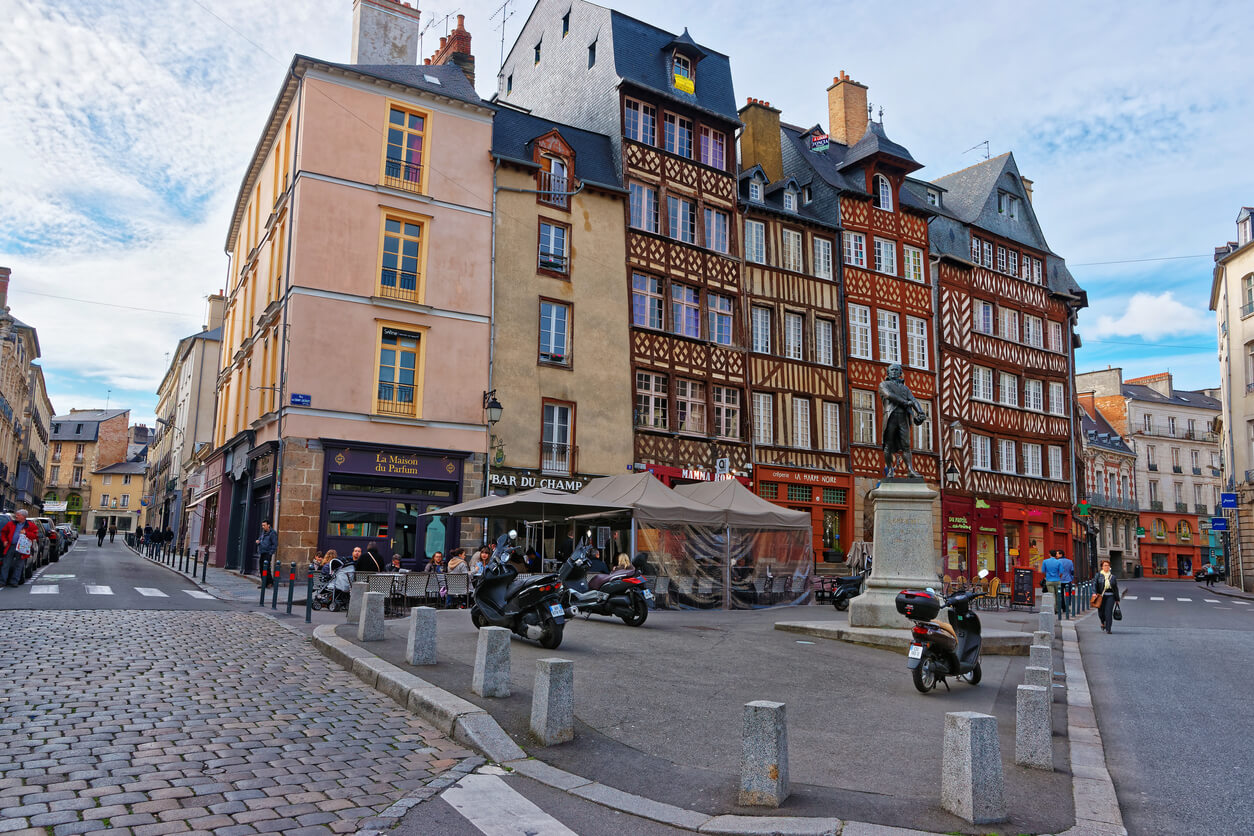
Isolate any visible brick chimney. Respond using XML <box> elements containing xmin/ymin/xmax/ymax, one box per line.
<box><xmin>1020</xmin><ymin>176</ymin><xmax>1034</xmax><ymax>203</ymax></box>
<box><xmin>351</xmin><ymin>0</ymin><xmax>421</xmax><ymax>65</ymax></box>
<box><xmin>1126</xmin><ymin>371</ymin><xmax>1173</xmax><ymax>398</ymax></box>
<box><xmin>0</xmin><ymin>266</ymin><xmax>10</xmax><ymax>310</ymax></box>
<box><xmin>737</xmin><ymin>98</ymin><xmax>782</xmax><ymax>183</ymax></box>
<box><xmin>827</xmin><ymin>71</ymin><xmax>868</xmax><ymax>147</ymax></box>
<box><xmin>427</xmin><ymin>13</ymin><xmax>475</xmax><ymax>87</ymax></box>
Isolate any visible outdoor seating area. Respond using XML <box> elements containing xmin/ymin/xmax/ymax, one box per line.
<box><xmin>356</xmin><ymin>572</ymin><xmax>472</xmax><ymax>616</ymax></box>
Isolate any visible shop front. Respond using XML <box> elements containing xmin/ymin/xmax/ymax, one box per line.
<box><xmin>644</xmin><ymin>463</ymin><xmax>751</xmax><ymax>489</ymax></box>
<box><xmin>752</xmin><ymin>466</ymin><xmax>853</xmax><ymax>567</ymax></box>
<box><xmin>319</xmin><ymin>442</ymin><xmax>468</xmax><ymax>569</ymax></box>
<box><xmin>486</xmin><ymin>467</ymin><xmax>601</xmax><ymax>561</ymax></box>
<box><xmin>1139</xmin><ymin>513</ymin><xmax>1201</xmax><ymax>579</ymax></box>
<box><xmin>942</xmin><ymin>497</ymin><xmax>1004</xmax><ymax>582</ymax></box>
<box><xmin>996</xmin><ymin>501</ymin><xmax>1070</xmax><ymax>585</ymax></box>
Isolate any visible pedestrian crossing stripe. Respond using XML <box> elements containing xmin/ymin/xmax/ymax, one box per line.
<box><xmin>183</xmin><ymin>590</ymin><xmax>214</xmax><ymax>599</ymax></box>
<box><xmin>1205</xmin><ymin>599</ymin><xmax>1220</xmax><ymax>603</ymax></box>
<box><xmin>442</xmin><ymin>774</ymin><xmax>578</xmax><ymax>836</ymax></box>
<box><xmin>1124</xmin><ymin>596</ymin><xmax>1138</xmax><ymax>600</ymax></box>
<box><xmin>1177</xmin><ymin>598</ymin><xmax>1192</xmax><ymax>602</ymax></box>
<box><xmin>1235</xmin><ymin>601</ymin><xmax>1250</xmax><ymax>606</ymax></box>
<box><xmin>135</xmin><ymin>588</ymin><xmax>168</xmax><ymax>597</ymax></box>
<box><xmin>31</xmin><ymin>585</ymin><xmax>57</xmax><ymax>594</ymax></box>
<box><xmin>86</xmin><ymin>585</ymin><xmax>113</xmax><ymax>595</ymax></box>
<box><xmin>1150</xmin><ymin>596</ymin><xmax>1164</xmax><ymax>601</ymax></box>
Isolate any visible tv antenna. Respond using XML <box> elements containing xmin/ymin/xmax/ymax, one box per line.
<box><xmin>964</xmin><ymin>140</ymin><xmax>990</xmax><ymax>160</ymax></box>
<box><xmin>491</xmin><ymin>0</ymin><xmax>516</xmax><ymax>76</ymax></box>
<box><xmin>420</xmin><ymin>8</ymin><xmax>460</xmax><ymax>58</ymax></box>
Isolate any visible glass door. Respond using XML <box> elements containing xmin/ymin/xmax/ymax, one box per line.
<box><xmin>391</xmin><ymin>502</ymin><xmax>419</xmax><ymax>566</ymax></box>
<box><xmin>324</xmin><ymin>497</ymin><xmax>390</xmax><ymax>561</ymax></box>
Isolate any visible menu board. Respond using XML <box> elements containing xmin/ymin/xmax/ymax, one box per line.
<box><xmin>1012</xmin><ymin>567</ymin><xmax>1035</xmax><ymax>609</ymax></box>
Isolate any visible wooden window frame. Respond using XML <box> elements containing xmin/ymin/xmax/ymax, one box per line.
<box><xmin>380</xmin><ymin>100</ymin><xmax>433</xmax><ymax>195</ymax></box>
<box><xmin>813</xmin><ymin>236</ymin><xmax>834</xmax><ymax>280</ymax></box>
<box><xmin>851</xmin><ymin>389</ymin><xmax>876</xmax><ymax>446</ymax></box>
<box><xmin>699</xmin><ymin>125</ymin><xmax>726</xmax><ymax>171</ymax></box>
<box><xmin>629</xmin><ymin>181</ymin><xmax>659</xmax><ymax>233</ymax></box>
<box><xmin>873</xmin><ymin>173</ymin><xmax>893</xmax><ymax>211</ymax></box>
<box><xmin>635</xmin><ymin>371</ymin><xmax>669</xmax><ymax>430</ymax></box>
<box><xmin>376</xmin><ymin>208</ymin><xmax>433</xmax><ymax>305</ymax></box>
<box><xmin>663</xmin><ymin>112</ymin><xmax>694</xmax><ymax>159</ymax></box>
<box><xmin>537</xmin><ymin>217</ymin><xmax>572</xmax><ymax>278</ymax></box>
<box><xmin>671</xmin><ymin>283</ymin><xmax>701</xmax><ymax>339</ymax></box>
<box><xmin>781</xmin><ymin>226</ymin><xmax>805</xmax><ymax>273</ymax></box>
<box><xmin>373</xmin><ymin>320</ymin><xmax>428</xmax><ymax>419</ymax></box>
<box><xmin>675</xmin><ymin>378</ymin><xmax>707</xmax><ymax>435</ymax></box>
<box><xmin>713</xmin><ymin>385</ymin><xmax>741</xmax><ymax>440</ymax></box>
<box><xmin>745</xmin><ymin>219</ymin><xmax>767</xmax><ymax>264</ymax></box>
<box><xmin>707</xmin><ymin>293</ymin><xmax>734</xmax><ymax>346</ymax></box>
<box><xmin>538</xmin><ymin>297</ymin><xmax>573</xmax><ymax>369</ymax></box>
<box><xmin>631</xmin><ymin>272</ymin><xmax>665</xmax><ymax>330</ymax></box>
<box><xmin>540</xmin><ymin>398</ymin><xmax>576</xmax><ymax>475</ymax></box>
<box><xmin>624</xmin><ymin>98</ymin><xmax>657</xmax><ymax>146</ymax></box>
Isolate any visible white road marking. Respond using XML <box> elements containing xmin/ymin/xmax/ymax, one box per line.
<box><xmin>1177</xmin><ymin>597</ymin><xmax>1192</xmax><ymax>602</ymax></box>
<box><xmin>1150</xmin><ymin>596</ymin><xmax>1164</xmax><ymax>601</ymax></box>
<box><xmin>86</xmin><ymin>585</ymin><xmax>113</xmax><ymax>595</ymax></box>
<box><xmin>1124</xmin><ymin>596</ymin><xmax>1138</xmax><ymax>600</ymax></box>
<box><xmin>442</xmin><ymin>774</ymin><xmax>578</xmax><ymax>836</ymax></box>
<box><xmin>183</xmin><ymin>590</ymin><xmax>214</xmax><ymax>600</ymax></box>
<box><xmin>1233</xmin><ymin>600</ymin><xmax>1250</xmax><ymax>606</ymax></box>
<box><xmin>135</xmin><ymin>588</ymin><xmax>168</xmax><ymax>597</ymax></box>
<box><xmin>1205</xmin><ymin>599</ymin><xmax>1221</xmax><ymax>603</ymax></box>
<box><xmin>31</xmin><ymin>585</ymin><xmax>58</xmax><ymax>594</ymax></box>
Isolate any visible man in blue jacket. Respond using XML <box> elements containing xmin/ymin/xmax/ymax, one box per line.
<box><xmin>256</xmin><ymin>520</ymin><xmax>277</xmax><ymax>572</ymax></box>
<box><xmin>1057</xmin><ymin>550</ymin><xmax>1076</xmax><ymax>619</ymax></box>
<box><xmin>1041</xmin><ymin>550</ymin><xmax>1063</xmax><ymax>618</ymax></box>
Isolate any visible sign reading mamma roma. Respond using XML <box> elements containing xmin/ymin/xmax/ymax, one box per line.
<box><xmin>326</xmin><ymin>447</ymin><xmax>462</xmax><ymax>481</ymax></box>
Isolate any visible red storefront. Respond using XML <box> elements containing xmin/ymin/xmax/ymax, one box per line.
<box><xmin>943</xmin><ymin>496</ymin><xmax>1069</xmax><ymax>584</ymax></box>
<box><xmin>643</xmin><ymin>464</ymin><xmax>751</xmax><ymax>489</ymax></box>
<box><xmin>751</xmin><ymin>466</ymin><xmax>854</xmax><ymax>567</ymax></box>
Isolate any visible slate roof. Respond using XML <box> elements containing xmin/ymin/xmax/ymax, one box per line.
<box><xmin>780</xmin><ymin>123</ymin><xmax>860</xmax><ymax>193</ymax></box>
<box><xmin>608</xmin><ymin>11</ymin><xmax>737</xmax><ymax>123</ymax></box>
<box><xmin>1122</xmin><ymin>384</ymin><xmax>1221</xmax><ymax>410</ymax></box>
<box><xmin>1080</xmin><ymin>405</ymin><xmax>1134</xmax><ymax>455</ymax></box>
<box><xmin>320</xmin><ymin>60</ymin><xmax>487</xmax><ymax>109</ymax></box>
<box><xmin>839</xmin><ymin>120</ymin><xmax>920</xmax><ymax>172</ymax></box>
<box><xmin>738</xmin><ymin>166</ymin><xmax>838</xmax><ymax>230</ymax></box>
<box><xmin>93</xmin><ymin>461</ymin><xmax>147</xmax><ymax>476</ymax></box>
<box><xmin>52</xmin><ymin>410</ymin><xmax>127</xmax><ymax>425</ymax></box>
<box><xmin>491</xmin><ymin>107</ymin><xmax>622</xmax><ymax>190</ymax></box>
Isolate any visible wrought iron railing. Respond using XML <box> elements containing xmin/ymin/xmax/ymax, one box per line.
<box><xmin>1088</xmin><ymin>492</ymin><xmax>1138</xmax><ymax>512</ymax></box>
<box><xmin>383</xmin><ymin>157</ymin><xmax>424</xmax><ymax>193</ymax></box>
<box><xmin>538</xmin><ymin>249</ymin><xmax>569</xmax><ymax>274</ymax></box>
<box><xmin>1175</xmin><ymin>502</ymin><xmax>1190</xmax><ymax>513</ymax></box>
<box><xmin>1150</xmin><ymin>500</ymin><xmax>1164</xmax><ymax>511</ymax></box>
<box><xmin>379</xmin><ymin>269</ymin><xmax>421</xmax><ymax>303</ymax></box>
<box><xmin>376</xmin><ymin>384</ymin><xmax>417</xmax><ymax>418</ymax></box>
<box><xmin>1195</xmin><ymin>504</ymin><xmax>1209</xmax><ymax>515</ymax></box>
<box><xmin>540</xmin><ymin>442</ymin><xmax>577</xmax><ymax>475</ymax></box>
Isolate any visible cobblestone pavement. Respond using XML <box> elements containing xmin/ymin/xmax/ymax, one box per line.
<box><xmin>0</xmin><ymin>610</ymin><xmax>475</xmax><ymax>835</ymax></box>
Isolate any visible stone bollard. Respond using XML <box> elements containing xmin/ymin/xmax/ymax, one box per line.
<box><xmin>940</xmin><ymin>711</ymin><xmax>1006</xmax><ymax>824</ymax></box>
<box><xmin>347</xmin><ymin>581</ymin><xmax>369</xmax><ymax>624</ymax></box>
<box><xmin>1029</xmin><ymin>643</ymin><xmax>1052</xmax><ymax>671</ymax></box>
<box><xmin>1025</xmin><ymin>665</ymin><xmax>1052</xmax><ymax>702</ymax></box>
<box><xmin>738</xmin><ymin>700</ymin><xmax>789</xmax><ymax>807</ymax></box>
<box><xmin>406</xmin><ymin>607</ymin><xmax>438</xmax><ymax>666</ymax></box>
<box><xmin>530</xmin><ymin>658</ymin><xmax>574</xmax><ymax>746</ymax></box>
<box><xmin>1033</xmin><ymin>630</ymin><xmax>1052</xmax><ymax>647</ymax></box>
<box><xmin>472</xmin><ymin>626</ymin><xmax>511</xmax><ymax>698</ymax></box>
<box><xmin>1016</xmin><ymin>684</ymin><xmax>1052</xmax><ymax>770</ymax></box>
<box><xmin>358</xmin><ymin>592</ymin><xmax>385</xmax><ymax>642</ymax></box>
<box><xmin>1038</xmin><ymin>607</ymin><xmax>1055</xmax><ymax>635</ymax></box>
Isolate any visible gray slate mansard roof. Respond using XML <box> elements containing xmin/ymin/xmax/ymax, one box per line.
<box><xmin>609</xmin><ymin>11</ymin><xmax>738</xmax><ymax>123</ymax></box>
<box><xmin>1121</xmin><ymin>384</ymin><xmax>1221</xmax><ymax>410</ymax></box>
<box><xmin>737</xmin><ymin>165</ymin><xmax>838</xmax><ymax>230</ymax></box>
<box><xmin>1080</xmin><ymin>405</ymin><xmax>1134</xmax><ymax>456</ymax></box>
<box><xmin>492</xmin><ymin>107</ymin><xmax>622</xmax><ymax>190</ymax></box>
<box><xmin>319</xmin><ymin>60</ymin><xmax>488</xmax><ymax>109</ymax></box>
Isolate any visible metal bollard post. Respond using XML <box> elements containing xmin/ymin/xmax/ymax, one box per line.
<box><xmin>192</xmin><ymin>549</ymin><xmax>198</xmax><ymax>576</ymax></box>
<box><xmin>271</xmin><ymin>562</ymin><xmax>280</xmax><ymax>609</ymax></box>
<box><xmin>259</xmin><ymin>558</ymin><xmax>270</xmax><ymax>607</ymax></box>
<box><xmin>202</xmin><ymin>550</ymin><xmax>208</xmax><ymax>583</ymax></box>
<box><xmin>286</xmin><ymin>562</ymin><xmax>295</xmax><ymax>615</ymax></box>
<box><xmin>178</xmin><ymin>548</ymin><xmax>185</xmax><ymax>573</ymax></box>
<box><xmin>305</xmin><ymin>564</ymin><xmax>314</xmax><ymax>623</ymax></box>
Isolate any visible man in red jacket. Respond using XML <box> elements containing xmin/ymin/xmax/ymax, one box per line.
<box><xmin>1</xmin><ymin>509</ymin><xmax>40</xmax><ymax>587</ymax></box>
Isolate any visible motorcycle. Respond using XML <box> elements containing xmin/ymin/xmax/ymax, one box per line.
<box><xmin>830</xmin><ymin>571</ymin><xmax>866</xmax><ymax>611</ymax></box>
<box><xmin>898</xmin><ymin>570</ymin><xmax>989</xmax><ymax>694</ymax></box>
<box><xmin>470</xmin><ymin>531</ymin><xmax>569</xmax><ymax>649</ymax></box>
<box><xmin>558</xmin><ymin>538</ymin><xmax>652</xmax><ymax>626</ymax></box>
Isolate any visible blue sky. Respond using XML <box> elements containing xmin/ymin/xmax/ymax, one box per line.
<box><xmin>1</xmin><ymin>0</ymin><xmax>1250</xmax><ymax>428</ymax></box>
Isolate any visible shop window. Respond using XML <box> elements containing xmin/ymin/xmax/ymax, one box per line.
<box><xmin>758</xmin><ymin>482</ymin><xmax>778</xmax><ymax>499</ymax></box>
<box><xmin>1152</xmin><ymin>553</ymin><xmax>1168</xmax><ymax>575</ymax></box>
<box><xmin>787</xmin><ymin>484</ymin><xmax>812</xmax><ymax>503</ymax></box>
<box><xmin>822</xmin><ymin>487</ymin><xmax>847</xmax><ymax>505</ymax></box>
<box><xmin>327</xmin><ymin>509</ymin><xmax>389</xmax><ymax>538</ymax></box>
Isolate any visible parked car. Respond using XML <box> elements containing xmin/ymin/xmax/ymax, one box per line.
<box><xmin>1194</xmin><ymin>565</ymin><xmax>1227</xmax><ymax>583</ymax></box>
<box><xmin>56</xmin><ymin>524</ymin><xmax>77</xmax><ymax>548</ymax></box>
<box><xmin>37</xmin><ymin>517</ymin><xmax>64</xmax><ymax>560</ymax></box>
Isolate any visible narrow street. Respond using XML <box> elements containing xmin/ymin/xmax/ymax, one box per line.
<box><xmin>1080</xmin><ymin>578</ymin><xmax>1254</xmax><ymax>834</ymax></box>
<box><xmin>0</xmin><ymin>540</ymin><xmax>476</xmax><ymax>836</ymax></box>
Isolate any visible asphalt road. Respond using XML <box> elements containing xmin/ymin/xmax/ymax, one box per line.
<box><xmin>1079</xmin><ymin>578</ymin><xmax>1254</xmax><ymax>835</ymax></box>
<box><xmin>0</xmin><ymin>537</ymin><xmax>234</xmax><ymax>611</ymax></box>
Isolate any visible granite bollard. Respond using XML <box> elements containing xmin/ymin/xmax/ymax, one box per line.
<box><xmin>1024</xmin><ymin>665</ymin><xmax>1052</xmax><ymax>702</ymax></box>
<box><xmin>472</xmin><ymin>626</ymin><xmax>511</xmax><ymax>698</ymax></box>
<box><xmin>739</xmin><ymin>700</ymin><xmax>789</xmax><ymax>807</ymax></box>
<box><xmin>347</xmin><ymin>581</ymin><xmax>368</xmax><ymax>624</ymax></box>
<box><xmin>358</xmin><ymin>592</ymin><xmax>385</xmax><ymax>641</ymax></box>
<box><xmin>1033</xmin><ymin>630</ymin><xmax>1052</xmax><ymax>647</ymax></box>
<box><xmin>530</xmin><ymin>658</ymin><xmax>574</xmax><ymax>745</ymax></box>
<box><xmin>1015</xmin><ymin>684</ymin><xmax>1052</xmax><ymax>770</ymax></box>
<box><xmin>1029</xmin><ymin>643</ymin><xmax>1052</xmax><ymax>671</ymax></box>
<box><xmin>941</xmin><ymin>711</ymin><xmax>1006</xmax><ymax>824</ymax></box>
<box><xmin>1038</xmin><ymin>607</ymin><xmax>1055</xmax><ymax>635</ymax></box>
<box><xmin>406</xmin><ymin>606</ymin><xmax>438</xmax><ymax>665</ymax></box>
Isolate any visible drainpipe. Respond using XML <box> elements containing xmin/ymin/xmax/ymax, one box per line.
<box><xmin>1067</xmin><ymin>306</ymin><xmax>1080</xmax><ymax>572</ymax></box>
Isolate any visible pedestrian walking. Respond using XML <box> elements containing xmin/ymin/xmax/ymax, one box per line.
<box><xmin>256</xmin><ymin>520</ymin><xmax>277</xmax><ymax>571</ymax></box>
<box><xmin>1205</xmin><ymin>564</ymin><xmax>1216</xmax><ymax>587</ymax></box>
<box><xmin>97</xmin><ymin>521</ymin><xmax>107</xmax><ymax>547</ymax></box>
<box><xmin>108</xmin><ymin>524</ymin><xmax>116</xmax><ymax>543</ymax></box>
<box><xmin>1</xmin><ymin>510</ymin><xmax>39</xmax><ymax>587</ymax></box>
<box><xmin>1095</xmin><ymin>559</ymin><xmax>1121</xmax><ymax>634</ymax></box>
<box><xmin>143</xmin><ymin>524</ymin><xmax>153</xmax><ymax>546</ymax></box>
<box><xmin>1041</xmin><ymin>549</ymin><xmax>1063</xmax><ymax>618</ymax></box>
<box><xmin>1057</xmin><ymin>549</ymin><xmax>1076</xmax><ymax>619</ymax></box>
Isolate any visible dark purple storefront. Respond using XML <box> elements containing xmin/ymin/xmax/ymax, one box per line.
<box><xmin>318</xmin><ymin>441</ymin><xmax>468</xmax><ymax>569</ymax></box>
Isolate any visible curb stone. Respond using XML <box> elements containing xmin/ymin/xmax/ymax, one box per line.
<box><xmin>314</xmin><ymin>622</ymin><xmax>1126</xmax><ymax>835</ymax></box>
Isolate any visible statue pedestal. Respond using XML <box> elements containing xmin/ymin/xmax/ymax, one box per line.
<box><xmin>849</xmin><ymin>478</ymin><xmax>939</xmax><ymax>628</ymax></box>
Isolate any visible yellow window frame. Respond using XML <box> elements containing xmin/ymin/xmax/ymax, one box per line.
<box><xmin>375</xmin><ymin>207</ymin><xmax>432</xmax><ymax>305</ymax></box>
<box><xmin>373</xmin><ymin>319</ymin><xmax>428</xmax><ymax>419</ymax></box>
<box><xmin>380</xmin><ymin>100</ymin><xmax>433</xmax><ymax>195</ymax></box>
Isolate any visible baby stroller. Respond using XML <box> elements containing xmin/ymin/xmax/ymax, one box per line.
<box><xmin>311</xmin><ymin>558</ymin><xmax>354</xmax><ymax>611</ymax></box>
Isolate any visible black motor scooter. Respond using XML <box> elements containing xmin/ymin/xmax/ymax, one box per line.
<box><xmin>470</xmin><ymin>531</ymin><xmax>570</xmax><ymax>649</ymax></box>
<box><xmin>559</xmin><ymin>539</ymin><xmax>652</xmax><ymax>626</ymax></box>
<box><xmin>830</xmin><ymin>571</ymin><xmax>866</xmax><ymax>611</ymax></box>
<box><xmin>897</xmin><ymin>570</ymin><xmax>989</xmax><ymax>693</ymax></box>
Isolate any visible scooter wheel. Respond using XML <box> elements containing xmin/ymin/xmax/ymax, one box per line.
<box><xmin>961</xmin><ymin>661</ymin><xmax>982</xmax><ymax>686</ymax></box>
<box><xmin>912</xmin><ymin>653</ymin><xmax>938</xmax><ymax>693</ymax></box>
<box><xmin>619</xmin><ymin>592</ymin><xmax>648</xmax><ymax>626</ymax></box>
<box><xmin>833</xmin><ymin>596</ymin><xmax>850</xmax><ymax>611</ymax></box>
<box><xmin>538</xmin><ymin>621</ymin><xmax>563</xmax><ymax>649</ymax></box>
<box><xmin>470</xmin><ymin>608</ymin><xmax>486</xmax><ymax>629</ymax></box>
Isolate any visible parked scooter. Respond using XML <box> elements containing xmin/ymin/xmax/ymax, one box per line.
<box><xmin>470</xmin><ymin>531</ymin><xmax>569</xmax><ymax>649</ymax></box>
<box><xmin>897</xmin><ymin>569</ymin><xmax>989</xmax><ymax>693</ymax></box>
<box><xmin>559</xmin><ymin>536</ymin><xmax>652</xmax><ymax>626</ymax></box>
<box><xmin>830</xmin><ymin>571</ymin><xmax>866</xmax><ymax>611</ymax></box>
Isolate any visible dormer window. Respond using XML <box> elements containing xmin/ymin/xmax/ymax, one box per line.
<box><xmin>926</xmin><ymin>189</ymin><xmax>940</xmax><ymax>207</ymax></box>
<box><xmin>749</xmin><ymin>179</ymin><xmax>763</xmax><ymax>202</ymax></box>
<box><xmin>534</xmin><ymin>41</ymin><xmax>542</xmax><ymax>65</ymax></box>
<box><xmin>783</xmin><ymin>189</ymin><xmax>797</xmax><ymax>212</ymax></box>
<box><xmin>998</xmin><ymin>191</ymin><xmax>1019</xmax><ymax>219</ymax></box>
<box><xmin>1240</xmin><ymin>216</ymin><xmax>1253</xmax><ymax>247</ymax></box>
<box><xmin>673</xmin><ymin>53</ymin><xmax>692</xmax><ymax>80</ymax></box>
<box><xmin>562</xmin><ymin>10</ymin><xmax>570</xmax><ymax>37</ymax></box>
<box><xmin>873</xmin><ymin>174</ymin><xmax>893</xmax><ymax>211</ymax></box>
<box><xmin>801</xmin><ymin>186</ymin><xmax>812</xmax><ymax>205</ymax></box>
<box><xmin>672</xmin><ymin>53</ymin><xmax>694</xmax><ymax>93</ymax></box>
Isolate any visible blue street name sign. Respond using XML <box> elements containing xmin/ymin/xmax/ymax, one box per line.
<box><xmin>1221</xmin><ymin>492</ymin><xmax>1238</xmax><ymax>509</ymax></box>
<box><xmin>290</xmin><ymin>393</ymin><xmax>312</xmax><ymax>407</ymax></box>
<box><xmin>1211</xmin><ymin>517</ymin><xmax>1228</xmax><ymax>531</ymax></box>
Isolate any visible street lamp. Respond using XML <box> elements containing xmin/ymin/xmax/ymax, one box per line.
<box><xmin>483</xmin><ymin>390</ymin><xmax>503</xmax><ymax>426</ymax></box>
<box><xmin>945</xmin><ymin>461</ymin><xmax>960</xmax><ymax>485</ymax></box>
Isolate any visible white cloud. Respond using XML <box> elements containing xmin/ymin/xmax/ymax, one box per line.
<box><xmin>1084</xmin><ymin>292</ymin><xmax>1213</xmax><ymax>341</ymax></box>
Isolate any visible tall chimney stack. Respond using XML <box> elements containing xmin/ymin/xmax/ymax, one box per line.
<box><xmin>0</xmin><ymin>266</ymin><xmax>10</xmax><ymax>311</ymax></box>
<box><xmin>827</xmin><ymin>71</ymin><xmax>868</xmax><ymax>147</ymax></box>
<box><xmin>737</xmin><ymin>98</ymin><xmax>783</xmax><ymax>183</ymax></box>
<box><xmin>205</xmin><ymin>293</ymin><xmax>226</xmax><ymax>332</ymax></box>
<box><xmin>1020</xmin><ymin>176</ymin><xmax>1034</xmax><ymax>203</ymax></box>
<box><xmin>351</xmin><ymin>0</ymin><xmax>421</xmax><ymax>65</ymax></box>
<box><xmin>428</xmin><ymin>13</ymin><xmax>475</xmax><ymax>87</ymax></box>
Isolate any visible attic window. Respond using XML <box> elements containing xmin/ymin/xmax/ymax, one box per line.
<box><xmin>873</xmin><ymin>174</ymin><xmax>893</xmax><ymax>211</ymax></box>
<box><xmin>506</xmin><ymin>74</ymin><xmax>513</xmax><ymax>94</ymax></box>
<box><xmin>998</xmin><ymin>191</ymin><xmax>1019</xmax><ymax>219</ymax></box>
<box><xmin>749</xmin><ymin>179</ymin><xmax>763</xmax><ymax>202</ymax></box>
<box><xmin>562</xmin><ymin>10</ymin><xmax>570</xmax><ymax>37</ymax></box>
<box><xmin>588</xmin><ymin>40</ymin><xmax>596</xmax><ymax>68</ymax></box>
<box><xmin>926</xmin><ymin>189</ymin><xmax>940</xmax><ymax>207</ymax></box>
<box><xmin>424</xmin><ymin>74</ymin><xmax>441</xmax><ymax>85</ymax></box>
<box><xmin>672</xmin><ymin>52</ymin><xmax>694</xmax><ymax>93</ymax></box>
<box><xmin>534</xmin><ymin>41</ymin><xmax>542</xmax><ymax>65</ymax></box>
<box><xmin>783</xmin><ymin>189</ymin><xmax>797</xmax><ymax>211</ymax></box>
<box><xmin>802</xmin><ymin>185</ymin><xmax>812</xmax><ymax>205</ymax></box>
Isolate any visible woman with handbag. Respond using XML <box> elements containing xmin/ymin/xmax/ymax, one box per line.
<box><xmin>1094</xmin><ymin>558</ymin><xmax>1121</xmax><ymax>633</ymax></box>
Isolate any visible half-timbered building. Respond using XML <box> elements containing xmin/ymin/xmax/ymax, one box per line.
<box><xmin>917</xmin><ymin>153</ymin><xmax>1087</xmax><ymax>583</ymax></box>
<box><xmin>737</xmin><ymin>98</ymin><xmax>851</xmax><ymax>565</ymax></box>
<box><xmin>780</xmin><ymin>74</ymin><xmax>939</xmax><ymax>548</ymax></box>
<box><xmin>497</xmin><ymin>0</ymin><xmax>747</xmax><ymax>485</ymax></box>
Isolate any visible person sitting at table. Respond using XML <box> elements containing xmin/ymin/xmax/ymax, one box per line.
<box><xmin>425</xmin><ymin>552</ymin><xmax>445</xmax><ymax>572</ymax></box>
<box><xmin>386</xmin><ymin>555</ymin><xmax>407</xmax><ymax>573</ymax></box>
<box><xmin>446</xmin><ymin>548</ymin><xmax>468</xmax><ymax>573</ymax></box>
<box><xmin>615</xmin><ymin>553</ymin><xmax>632</xmax><ymax>571</ymax></box>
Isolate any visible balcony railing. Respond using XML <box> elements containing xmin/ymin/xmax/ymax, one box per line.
<box><xmin>1175</xmin><ymin>502</ymin><xmax>1190</xmax><ymax>513</ymax></box>
<box><xmin>1088</xmin><ymin>492</ymin><xmax>1138</xmax><ymax>512</ymax></box>
<box><xmin>51</xmin><ymin>453</ymin><xmax>61</xmax><ymax>463</ymax></box>
<box><xmin>1150</xmin><ymin>500</ymin><xmax>1164</xmax><ymax>511</ymax></box>
<box><xmin>1172</xmin><ymin>465</ymin><xmax>1183</xmax><ymax>473</ymax></box>
<box><xmin>538</xmin><ymin>249</ymin><xmax>569</xmax><ymax>274</ymax></box>
<box><xmin>1193</xmin><ymin>467</ymin><xmax>1202</xmax><ymax>475</ymax></box>
<box><xmin>1242</xmin><ymin>300</ymin><xmax>1254</xmax><ymax>318</ymax></box>
<box><xmin>1195</xmin><ymin>504</ymin><xmax>1209</xmax><ymax>515</ymax></box>
<box><xmin>1138</xmin><ymin>426</ymin><xmax>1218</xmax><ymax>442</ymax></box>
<box><xmin>537</xmin><ymin>170</ymin><xmax>571</xmax><ymax>209</ymax></box>
<box><xmin>74</xmin><ymin>454</ymin><xmax>84</xmax><ymax>463</ymax></box>
<box><xmin>1148</xmin><ymin>463</ymin><xmax>1158</xmax><ymax>471</ymax></box>
<box><xmin>379</xmin><ymin>269</ymin><xmax>421</xmax><ymax>304</ymax></box>
<box><xmin>540</xmin><ymin>441</ymin><xmax>577</xmax><ymax>476</ymax></box>
<box><xmin>383</xmin><ymin>157</ymin><xmax>424</xmax><ymax>194</ymax></box>
<box><xmin>376</xmin><ymin>384</ymin><xmax>417</xmax><ymax>418</ymax></box>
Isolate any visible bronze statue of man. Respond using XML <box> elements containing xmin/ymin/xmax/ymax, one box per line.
<box><xmin>880</xmin><ymin>363</ymin><xmax>927</xmax><ymax>478</ymax></box>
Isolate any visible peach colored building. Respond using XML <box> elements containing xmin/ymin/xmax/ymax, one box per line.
<box><xmin>207</xmin><ymin>1</ymin><xmax>493</xmax><ymax>571</ymax></box>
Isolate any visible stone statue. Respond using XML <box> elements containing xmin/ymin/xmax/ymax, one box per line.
<box><xmin>879</xmin><ymin>363</ymin><xmax>927</xmax><ymax>478</ymax></box>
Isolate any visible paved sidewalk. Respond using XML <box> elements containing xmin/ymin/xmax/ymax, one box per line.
<box><xmin>1210</xmin><ymin>580</ymin><xmax>1254</xmax><ymax>601</ymax></box>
